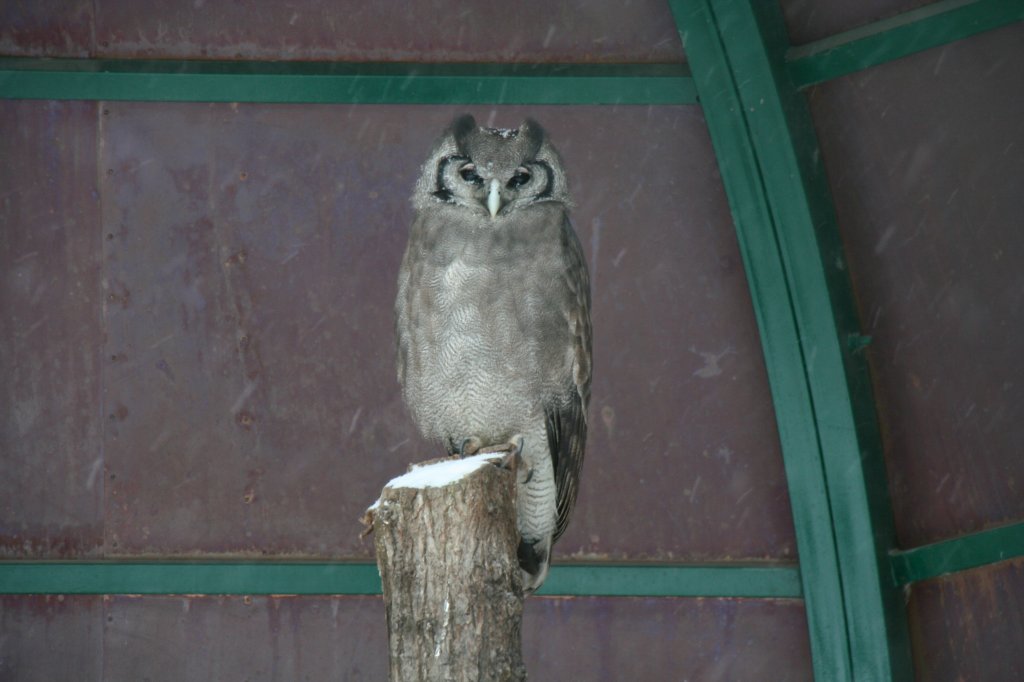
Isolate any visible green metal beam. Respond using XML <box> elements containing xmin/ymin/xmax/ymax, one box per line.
<box><xmin>0</xmin><ymin>1</ymin><xmax>1015</xmax><ymax>106</ymax></box>
<box><xmin>891</xmin><ymin>521</ymin><xmax>1024</xmax><ymax>585</ymax></box>
<box><xmin>0</xmin><ymin>561</ymin><xmax>800</xmax><ymax>598</ymax></box>
<box><xmin>788</xmin><ymin>0</ymin><xmax>1024</xmax><ymax>88</ymax></box>
<box><xmin>718</xmin><ymin>4</ymin><xmax>913</xmax><ymax>678</ymax></box>
<box><xmin>538</xmin><ymin>563</ymin><xmax>801</xmax><ymax>598</ymax></box>
<box><xmin>8</xmin><ymin>524</ymin><xmax>1018</xmax><ymax>597</ymax></box>
<box><xmin>0</xmin><ymin>58</ymin><xmax>696</xmax><ymax>104</ymax></box>
<box><xmin>671</xmin><ymin>1</ymin><xmax>914</xmax><ymax>679</ymax></box>
<box><xmin>669</xmin><ymin>2</ymin><xmax>855</xmax><ymax>678</ymax></box>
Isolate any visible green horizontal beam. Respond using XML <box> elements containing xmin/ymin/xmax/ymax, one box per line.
<box><xmin>891</xmin><ymin>521</ymin><xmax>1024</xmax><ymax>585</ymax></box>
<box><xmin>0</xmin><ymin>561</ymin><xmax>800</xmax><ymax>598</ymax></box>
<box><xmin>0</xmin><ymin>58</ymin><xmax>696</xmax><ymax>104</ymax></box>
<box><xmin>537</xmin><ymin>563</ymin><xmax>802</xmax><ymax>598</ymax></box>
<box><xmin>788</xmin><ymin>0</ymin><xmax>1024</xmax><ymax>88</ymax></box>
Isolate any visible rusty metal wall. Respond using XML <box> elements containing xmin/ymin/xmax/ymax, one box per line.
<box><xmin>908</xmin><ymin>558</ymin><xmax>1024</xmax><ymax>681</ymax></box>
<box><xmin>2</xmin><ymin>101</ymin><xmax>796</xmax><ymax>563</ymax></box>
<box><xmin>1</xmin><ymin>96</ymin><xmax>805</xmax><ymax>677</ymax></box>
<box><xmin>0</xmin><ymin>595</ymin><xmax>812</xmax><ymax>681</ymax></box>
<box><xmin>1</xmin><ymin>0</ymin><xmax>684</xmax><ymax>63</ymax></box>
<box><xmin>807</xmin><ymin>22</ymin><xmax>1024</xmax><ymax>550</ymax></box>
<box><xmin>0</xmin><ymin>595</ymin><xmax>104</xmax><ymax>681</ymax></box>
<box><xmin>523</xmin><ymin>597</ymin><xmax>812</xmax><ymax>681</ymax></box>
<box><xmin>0</xmin><ymin>100</ymin><xmax>105</xmax><ymax>558</ymax></box>
<box><xmin>806</xmin><ymin>19</ymin><xmax>1024</xmax><ymax>680</ymax></box>
<box><xmin>0</xmin><ymin>3</ymin><xmax>838</xmax><ymax>680</ymax></box>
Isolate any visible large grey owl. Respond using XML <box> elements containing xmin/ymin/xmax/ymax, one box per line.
<box><xmin>395</xmin><ymin>114</ymin><xmax>592</xmax><ymax>593</ymax></box>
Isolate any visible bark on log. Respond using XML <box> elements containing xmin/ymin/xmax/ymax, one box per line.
<box><xmin>371</xmin><ymin>456</ymin><xmax>527</xmax><ymax>682</ymax></box>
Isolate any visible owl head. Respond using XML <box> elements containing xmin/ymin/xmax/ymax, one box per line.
<box><xmin>412</xmin><ymin>114</ymin><xmax>571</xmax><ymax>218</ymax></box>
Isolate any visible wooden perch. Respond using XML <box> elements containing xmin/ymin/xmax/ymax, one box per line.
<box><xmin>366</xmin><ymin>454</ymin><xmax>527</xmax><ymax>682</ymax></box>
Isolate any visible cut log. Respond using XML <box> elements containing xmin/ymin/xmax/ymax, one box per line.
<box><xmin>368</xmin><ymin>454</ymin><xmax>527</xmax><ymax>682</ymax></box>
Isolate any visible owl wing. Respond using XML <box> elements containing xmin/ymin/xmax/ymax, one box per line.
<box><xmin>394</xmin><ymin>211</ymin><xmax>429</xmax><ymax>389</ymax></box>
<box><xmin>545</xmin><ymin>213</ymin><xmax>592</xmax><ymax>543</ymax></box>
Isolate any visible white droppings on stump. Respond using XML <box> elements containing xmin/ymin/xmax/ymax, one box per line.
<box><xmin>386</xmin><ymin>453</ymin><xmax>501</xmax><ymax>490</ymax></box>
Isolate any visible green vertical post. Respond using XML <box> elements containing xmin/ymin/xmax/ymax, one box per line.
<box><xmin>670</xmin><ymin>1</ymin><xmax>913</xmax><ymax>680</ymax></box>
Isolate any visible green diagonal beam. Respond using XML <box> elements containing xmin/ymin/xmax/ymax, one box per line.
<box><xmin>891</xmin><ymin>521</ymin><xmax>1024</xmax><ymax>585</ymax></box>
<box><xmin>788</xmin><ymin>0</ymin><xmax>1024</xmax><ymax>88</ymax></box>
<box><xmin>0</xmin><ymin>561</ymin><xmax>800</xmax><ymax>598</ymax></box>
<box><xmin>0</xmin><ymin>59</ymin><xmax>696</xmax><ymax>104</ymax></box>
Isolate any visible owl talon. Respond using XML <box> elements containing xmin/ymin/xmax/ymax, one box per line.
<box><xmin>494</xmin><ymin>436</ymin><xmax>529</xmax><ymax>481</ymax></box>
<box><xmin>499</xmin><ymin>449</ymin><xmax>522</xmax><ymax>473</ymax></box>
<box><xmin>458</xmin><ymin>437</ymin><xmax>483</xmax><ymax>458</ymax></box>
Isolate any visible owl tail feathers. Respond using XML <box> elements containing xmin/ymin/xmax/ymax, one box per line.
<box><xmin>518</xmin><ymin>535</ymin><xmax>552</xmax><ymax>595</ymax></box>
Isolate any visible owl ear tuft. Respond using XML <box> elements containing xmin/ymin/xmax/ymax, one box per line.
<box><xmin>520</xmin><ymin>118</ymin><xmax>545</xmax><ymax>155</ymax></box>
<box><xmin>450</xmin><ymin>114</ymin><xmax>477</xmax><ymax>142</ymax></box>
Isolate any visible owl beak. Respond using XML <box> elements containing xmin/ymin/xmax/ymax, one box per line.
<box><xmin>487</xmin><ymin>178</ymin><xmax>502</xmax><ymax>218</ymax></box>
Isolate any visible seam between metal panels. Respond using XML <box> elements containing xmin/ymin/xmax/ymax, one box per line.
<box><xmin>0</xmin><ymin>562</ymin><xmax>801</xmax><ymax>598</ymax></box>
<box><xmin>96</xmin><ymin>99</ymin><xmax>110</xmax><ymax>559</ymax></box>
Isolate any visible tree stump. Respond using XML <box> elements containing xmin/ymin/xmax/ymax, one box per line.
<box><xmin>368</xmin><ymin>454</ymin><xmax>527</xmax><ymax>682</ymax></box>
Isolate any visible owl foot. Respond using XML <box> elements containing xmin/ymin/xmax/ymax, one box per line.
<box><xmin>481</xmin><ymin>436</ymin><xmax>532</xmax><ymax>483</ymax></box>
<box><xmin>455</xmin><ymin>437</ymin><xmax>483</xmax><ymax>458</ymax></box>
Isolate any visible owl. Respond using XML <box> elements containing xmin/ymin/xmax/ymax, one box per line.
<box><xmin>395</xmin><ymin>114</ymin><xmax>592</xmax><ymax>593</ymax></box>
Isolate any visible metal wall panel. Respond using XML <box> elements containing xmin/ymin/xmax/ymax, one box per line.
<box><xmin>1</xmin><ymin>1</ymin><xmax>685</xmax><ymax>63</ymax></box>
<box><xmin>0</xmin><ymin>594</ymin><xmax>812</xmax><ymax>680</ymax></box>
<box><xmin>806</xmin><ymin>23</ymin><xmax>1024</xmax><ymax>548</ymax></box>
<box><xmin>907</xmin><ymin>558</ymin><xmax>1024</xmax><ymax>682</ymax></box>
<box><xmin>524</xmin><ymin>596</ymin><xmax>813</xmax><ymax>681</ymax></box>
<box><xmin>0</xmin><ymin>0</ymin><xmax>93</xmax><ymax>57</ymax></box>
<box><xmin>0</xmin><ymin>100</ymin><xmax>104</xmax><ymax>558</ymax></box>
<box><xmin>104</xmin><ymin>595</ymin><xmax>388</xmax><ymax>680</ymax></box>
<box><xmin>92</xmin><ymin>0</ymin><xmax>684</xmax><ymax>63</ymax></box>
<box><xmin>0</xmin><ymin>595</ymin><xmax>104</xmax><ymax>681</ymax></box>
<box><xmin>98</xmin><ymin>103</ymin><xmax>794</xmax><ymax>561</ymax></box>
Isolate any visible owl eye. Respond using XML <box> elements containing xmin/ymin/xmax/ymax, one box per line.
<box><xmin>507</xmin><ymin>167</ymin><xmax>532</xmax><ymax>189</ymax></box>
<box><xmin>459</xmin><ymin>164</ymin><xmax>484</xmax><ymax>186</ymax></box>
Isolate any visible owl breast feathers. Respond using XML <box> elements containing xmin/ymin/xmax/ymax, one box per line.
<box><xmin>395</xmin><ymin>114</ymin><xmax>592</xmax><ymax>593</ymax></box>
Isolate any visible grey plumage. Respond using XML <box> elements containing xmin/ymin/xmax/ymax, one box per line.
<box><xmin>395</xmin><ymin>114</ymin><xmax>591</xmax><ymax>593</ymax></box>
